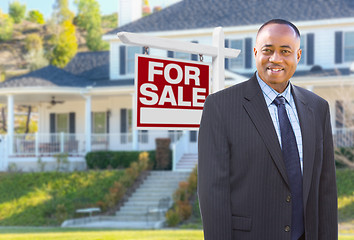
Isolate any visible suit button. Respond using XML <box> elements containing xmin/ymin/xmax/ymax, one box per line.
<box><xmin>286</xmin><ymin>195</ymin><xmax>291</xmax><ymax>203</ymax></box>
<box><xmin>284</xmin><ymin>225</ymin><xmax>291</xmax><ymax>232</ymax></box>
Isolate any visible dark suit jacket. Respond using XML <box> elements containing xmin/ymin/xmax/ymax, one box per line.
<box><xmin>198</xmin><ymin>73</ymin><xmax>338</xmax><ymax>240</ymax></box>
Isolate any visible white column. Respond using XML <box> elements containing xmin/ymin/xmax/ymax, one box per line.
<box><xmin>212</xmin><ymin>27</ymin><xmax>225</xmax><ymax>93</ymax></box>
<box><xmin>85</xmin><ymin>96</ymin><xmax>92</xmax><ymax>153</ymax></box>
<box><xmin>306</xmin><ymin>85</ymin><xmax>314</xmax><ymax>92</ymax></box>
<box><xmin>131</xmin><ymin>93</ymin><xmax>138</xmax><ymax>150</ymax></box>
<box><xmin>7</xmin><ymin>95</ymin><xmax>14</xmax><ymax>155</ymax></box>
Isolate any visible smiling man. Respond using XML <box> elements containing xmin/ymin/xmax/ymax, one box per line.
<box><xmin>198</xmin><ymin>19</ymin><xmax>338</xmax><ymax>240</ymax></box>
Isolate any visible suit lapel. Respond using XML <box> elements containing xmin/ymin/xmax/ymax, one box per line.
<box><xmin>292</xmin><ymin>86</ymin><xmax>316</xmax><ymax>209</ymax></box>
<box><xmin>242</xmin><ymin>75</ymin><xmax>290</xmax><ymax>188</ymax></box>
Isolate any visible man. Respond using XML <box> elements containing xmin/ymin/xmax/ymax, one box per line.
<box><xmin>198</xmin><ymin>19</ymin><xmax>338</xmax><ymax>240</ymax></box>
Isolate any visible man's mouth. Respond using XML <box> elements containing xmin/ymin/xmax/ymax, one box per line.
<box><xmin>267</xmin><ymin>67</ymin><xmax>284</xmax><ymax>73</ymax></box>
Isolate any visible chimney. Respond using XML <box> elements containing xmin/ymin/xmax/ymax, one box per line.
<box><xmin>118</xmin><ymin>0</ymin><xmax>142</xmax><ymax>27</ymax></box>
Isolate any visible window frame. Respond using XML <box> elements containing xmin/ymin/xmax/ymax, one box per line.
<box><xmin>229</xmin><ymin>39</ymin><xmax>244</xmax><ymax>70</ymax></box>
<box><xmin>343</xmin><ymin>31</ymin><xmax>354</xmax><ymax>63</ymax></box>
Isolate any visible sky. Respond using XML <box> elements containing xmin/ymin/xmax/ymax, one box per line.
<box><xmin>0</xmin><ymin>0</ymin><xmax>181</xmax><ymax>19</ymax></box>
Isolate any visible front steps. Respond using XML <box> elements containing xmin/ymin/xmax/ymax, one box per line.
<box><xmin>175</xmin><ymin>153</ymin><xmax>198</xmax><ymax>171</ymax></box>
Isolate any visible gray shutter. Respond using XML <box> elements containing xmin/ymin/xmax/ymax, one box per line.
<box><xmin>69</xmin><ymin>112</ymin><xmax>75</xmax><ymax>133</ymax></box>
<box><xmin>307</xmin><ymin>33</ymin><xmax>314</xmax><ymax>65</ymax></box>
<box><xmin>245</xmin><ymin>38</ymin><xmax>252</xmax><ymax>69</ymax></box>
<box><xmin>168</xmin><ymin>51</ymin><xmax>174</xmax><ymax>58</ymax></box>
<box><xmin>106</xmin><ymin>111</ymin><xmax>110</xmax><ymax>133</ymax></box>
<box><xmin>191</xmin><ymin>41</ymin><xmax>198</xmax><ymax>61</ymax></box>
<box><xmin>225</xmin><ymin>39</ymin><xmax>229</xmax><ymax>69</ymax></box>
<box><xmin>119</xmin><ymin>45</ymin><xmax>126</xmax><ymax>75</ymax></box>
<box><xmin>120</xmin><ymin>109</ymin><xmax>127</xmax><ymax>133</ymax></box>
<box><xmin>335</xmin><ymin>31</ymin><xmax>343</xmax><ymax>64</ymax></box>
<box><xmin>50</xmin><ymin>113</ymin><xmax>56</xmax><ymax>133</ymax></box>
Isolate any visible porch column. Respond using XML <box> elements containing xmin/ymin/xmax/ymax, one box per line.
<box><xmin>131</xmin><ymin>93</ymin><xmax>138</xmax><ymax>150</ymax></box>
<box><xmin>85</xmin><ymin>96</ymin><xmax>92</xmax><ymax>153</ymax></box>
<box><xmin>7</xmin><ymin>95</ymin><xmax>14</xmax><ymax>155</ymax></box>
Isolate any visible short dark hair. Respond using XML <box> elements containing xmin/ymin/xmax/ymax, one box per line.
<box><xmin>257</xmin><ymin>19</ymin><xmax>300</xmax><ymax>38</ymax></box>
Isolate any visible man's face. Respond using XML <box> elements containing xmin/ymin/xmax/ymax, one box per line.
<box><xmin>254</xmin><ymin>23</ymin><xmax>302</xmax><ymax>93</ymax></box>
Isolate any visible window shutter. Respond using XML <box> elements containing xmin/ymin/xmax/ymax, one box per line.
<box><xmin>50</xmin><ymin>113</ymin><xmax>56</xmax><ymax>133</ymax></box>
<box><xmin>335</xmin><ymin>31</ymin><xmax>343</xmax><ymax>64</ymax></box>
<box><xmin>119</xmin><ymin>45</ymin><xmax>126</xmax><ymax>75</ymax></box>
<box><xmin>191</xmin><ymin>41</ymin><xmax>198</xmax><ymax>61</ymax></box>
<box><xmin>190</xmin><ymin>131</ymin><xmax>197</xmax><ymax>142</ymax></box>
<box><xmin>225</xmin><ymin>39</ymin><xmax>229</xmax><ymax>69</ymax></box>
<box><xmin>120</xmin><ymin>109</ymin><xmax>127</xmax><ymax>133</ymax></box>
<box><xmin>167</xmin><ymin>51</ymin><xmax>174</xmax><ymax>58</ymax></box>
<box><xmin>245</xmin><ymin>38</ymin><xmax>252</xmax><ymax>69</ymax></box>
<box><xmin>307</xmin><ymin>33</ymin><xmax>314</xmax><ymax>65</ymax></box>
<box><xmin>106</xmin><ymin>111</ymin><xmax>110</xmax><ymax>133</ymax></box>
<box><xmin>69</xmin><ymin>112</ymin><xmax>75</xmax><ymax>134</ymax></box>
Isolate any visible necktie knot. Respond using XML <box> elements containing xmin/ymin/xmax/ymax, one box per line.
<box><xmin>273</xmin><ymin>96</ymin><xmax>286</xmax><ymax>107</ymax></box>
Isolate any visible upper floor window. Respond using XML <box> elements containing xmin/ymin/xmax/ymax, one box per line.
<box><xmin>127</xmin><ymin>46</ymin><xmax>141</xmax><ymax>74</ymax></box>
<box><xmin>225</xmin><ymin>38</ymin><xmax>252</xmax><ymax>70</ymax></box>
<box><xmin>298</xmin><ymin>35</ymin><xmax>306</xmax><ymax>65</ymax></box>
<box><xmin>344</xmin><ymin>32</ymin><xmax>354</xmax><ymax>62</ymax></box>
<box><xmin>174</xmin><ymin>51</ymin><xmax>190</xmax><ymax>60</ymax></box>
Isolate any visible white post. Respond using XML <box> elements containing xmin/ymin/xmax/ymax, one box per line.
<box><xmin>7</xmin><ymin>95</ymin><xmax>14</xmax><ymax>155</ymax></box>
<box><xmin>60</xmin><ymin>132</ymin><xmax>64</xmax><ymax>152</ymax></box>
<box><xmin>131</xmin><ymin>93</ymin><xmax>138</xmax><ymax>150</ymax></box>
<box><xmin>212</xmin><ymin>27</ymin><xmax>225</xmax><ymax>93</ymax></box>
<box><xmin>85</xmin><ymin>96</ymin><xmax>92</xmax><ymax>153</ymax></box>
<box><xmin>35</xmin><ymin>132</ymin><xmax>39</xmax><ymax>157</ymax></box>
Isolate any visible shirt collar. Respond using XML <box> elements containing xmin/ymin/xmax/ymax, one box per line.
<box><xmin>256</xmin><ymin>72</ymin><xmax>292</xmax><ymax>107</ymax></box>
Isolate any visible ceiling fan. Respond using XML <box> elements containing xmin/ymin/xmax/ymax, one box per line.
<box><xmin>50</xmin><ymin>96</ymin><xmax>64</xmax><ymax>106</ymax></box>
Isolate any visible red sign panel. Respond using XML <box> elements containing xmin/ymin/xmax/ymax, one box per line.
<box><xmin>135</xmin><ymin>54</ymin><xmax>210</xmax><ymax>129</ymax></box>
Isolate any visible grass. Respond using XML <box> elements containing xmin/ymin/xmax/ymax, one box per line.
<box><xmin>337</xmin><ymin>169</ymin><xmax>354</xmax><ymax>227</ymax></box>
<box><xmin>0</xmin><ymin>228</ymin><xmax>352</xmax><ymax>240</ymax></box>
<box><xmin>0</xmin><ymin>171</ymin><xmax>124</xmax><ymax>226</ymax></box>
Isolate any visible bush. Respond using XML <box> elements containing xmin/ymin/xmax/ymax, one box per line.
<box><xmin>27</xmin><ymin>10</ymin><xmax>45</xmax><ymax>24</ymax></box>
<box><xmin>9</xmin><ymin>0</ymin><xmax>26</xmax><ymax>24</ymax></box>
<box><xmin>166</xmin><ymin>209</ymin><xmax>181</xmax><ymax>227</ymax></box>
<box><xmin>25</xmin><ymin>34</ymin><xmax>43</xmax><ymax>52</ymax></box>
<box><xmin>85</xmin><ymin>150</ymin><xmax>156</xmax><ymax>170</ymax></box>
<box><xmin>0</xmin><ymin>10</ymin><xmax>14</xmax><ymax>41</ymax></box>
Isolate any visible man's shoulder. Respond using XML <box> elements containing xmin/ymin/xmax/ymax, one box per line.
<box><xmin>292</xmin><ymin>84</ymin><xmax>329</xmax><ymax>109</ymax></box>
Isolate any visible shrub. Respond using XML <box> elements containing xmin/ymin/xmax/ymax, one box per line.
<box><xmin>25</xmin><ymin>34</ymin><xmax>43</xmax><ymax>52</ymax></box>
<box><xmin>0</xmin><ymin>10</ymin><xmax>14</xmax><ymax>42</ymax></box>
<box><xmin>85</xmin><ymin>150</ymin><xmax>156</xmax><ymax>170</ymax></box>
<box><xmin>27</xmin><ymin>10</ymin><xmax>45</xmax><ymax>24</ymax></box>
<box><xmin>177</xmin><ymin>202</ymin><xmax>192</xmax><ymax>221</ymax></box>
<box><xmin>166</xmin><ymin>209</ymin><xmax>181</xmax><ymax>227</ymax></box>
<box><xmin>9</xmin><ymin>0</ymin><xmax>26</xmax><ymax>24</ymax></box>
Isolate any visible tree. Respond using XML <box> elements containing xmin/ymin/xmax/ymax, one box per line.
<box><xmin>25</xmin><ymin>34</ymin><xmax>43</xmax><ymax>52</ymax></box>
<box><xmin>9</xmin><ymin>0</ymin><xmax>26</xmax><ymax>24</ymax></box>
<box><xmin>75</xmin><ymin>0</ymin><xmax>108</xmax><ymax>51</ymax></box>
<box><xmin>49</xmin><ymin>20</ymin><xmax>78</xmax><ymax>68</ymax></box>
<box><xmin>27</xmin><ymin>10</ymin><xmax>45</xmax><ymax>24</ymax></box>
<box><xmin>52</xmin><ymin>0</ymin><xmax>74</xmax><ymax>24</ymax></box>
<box><xmin>0</xmin><ymin>9</ymin><xmax>14</xmax><ymax>41</ymax></box>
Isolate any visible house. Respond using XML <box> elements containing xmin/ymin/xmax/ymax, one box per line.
<box><xmin>0</xmin><ymin>0</ymin><xmax>353</xmax><ymax>171</ymax></box>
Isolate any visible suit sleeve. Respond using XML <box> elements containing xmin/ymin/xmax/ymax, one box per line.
<box><xmin>318</xmin><ymin>102</ymin><xmax>338</xmax><ymax>239</ymax></box>
<box><xmin>198</xmin><ymin>95</ymin><xmax>232</xmax><ymax>240</ymax></box>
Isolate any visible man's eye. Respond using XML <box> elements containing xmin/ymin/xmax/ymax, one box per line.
<box><xmin>262</xmin><ymin>49</ymin><xmax>271</xmax><ymax>53</ymax></box>
<box><xmin>282</xmin><ymin>50</ymin><xmax>290</xmax><ymax>54</ymax></box>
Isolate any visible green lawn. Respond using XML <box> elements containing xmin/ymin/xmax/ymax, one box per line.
<box><xmin>0</xmin><ymin>228</ymin><xmax>352</xmax><ymax>240</ymax></box>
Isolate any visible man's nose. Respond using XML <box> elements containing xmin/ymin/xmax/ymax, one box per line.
<box><xmin>269</xmin><ymin>51</ymin><xmax>283</xmax><ymax>63</ymax></box>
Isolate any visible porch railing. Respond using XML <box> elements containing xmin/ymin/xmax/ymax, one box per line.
<box><xmin>333</xmin><ymin>128</ymin><xmax>354</xmax><ymax>148</ymax></box>
<box><xmin>11</xmin><ymin>131</ymin><xmax>185</xmax><ymax>157</ymax></box>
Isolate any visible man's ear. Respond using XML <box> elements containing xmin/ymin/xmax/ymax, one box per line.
<box><xmin>254</xmin><ymin>47</ymin><xmax>257</xmax><ymax>57</ymax></box>
<box><xmin>297</xmin><ymin>49</ymin><xmax>302</xmax><ymax>63</ymax></box>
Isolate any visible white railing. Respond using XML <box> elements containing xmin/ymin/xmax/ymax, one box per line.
<box><xmin>172</xmin><ymin>131</ymin><xmax>189</xmax><ymax>171</ymax></box>
<box><xmin>11</xmin><ymin>131</ymin><xmax>186</xmax><ymax>156</ymax></box>
<box><xmin>333</xmin><ymin>128</ymin><xmax>354</xmax><ymax>147</ymax></box>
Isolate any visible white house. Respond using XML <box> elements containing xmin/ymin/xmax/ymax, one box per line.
<box><xmin>0</xmin><ymin>0</ymin><xmax>353</xmax><ymax>171</ymax></box>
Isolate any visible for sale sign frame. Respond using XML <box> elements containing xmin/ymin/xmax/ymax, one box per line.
<box><xmin>134</xmin><ymin>54</ymin><xmax>211</xmax><ymax>130</ymax></box>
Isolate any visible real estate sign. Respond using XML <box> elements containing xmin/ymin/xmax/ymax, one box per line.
<box><xmin>135</xmin><ymin>54</ymin><xmax>211</xmax><ymax>129</ymax></box>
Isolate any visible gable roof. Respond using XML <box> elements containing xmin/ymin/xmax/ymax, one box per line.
<box><xmin>107</xmin><ymin>0</ymin><xmax>354</xmax><ymax>34</ymax></box>
<box><xmin>64</xmin><ymin>51</ymin><xmax>109</xmax><ymax>80</ymax></box>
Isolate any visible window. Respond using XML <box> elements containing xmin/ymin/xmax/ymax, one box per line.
<box><xmin>127</xmin><ymin>46</ymin><xmax>141</xmax><ymax>74</ymax></box>
<box><xmin>174</xmin><ymin>51</ymin><xmax>190</xmax><ymax>61</ymax></box>
<box><xmin>229</xmin><ymin>39</ymin><xmax>244</xmax><ymax>69</ymax></box>
<box><xmin>298</xmin><ymin>35</ymin><xmax>306</xmax><ymax>65</ymax></box>
<box><xmin>344</xmin><ymin>32</ymin><xmax>354</xmax><ymax>62</ymax></box>
<box><xmin>56</xmin><ymin>113</ymin><xmax>69</xmax><ymax>133</ymax></box>
<box><xmin>92</xmin><ymin>112</ymin><xmax>106</xmax><ymax>134</ymax></box>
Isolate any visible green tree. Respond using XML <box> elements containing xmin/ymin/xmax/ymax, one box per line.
<box><xmin>25</xmin><ymin>34</ymin><xmax>43</xmax><ymax>52</ymax></box>
<box><xmin>0</xmin><ymin>9</ymin><xmax>14</xmax><ymax>41</ymax></box>
<box><xmin>9</xmin><ymin>0</ymin><xmax>26</xmax><ymax>24</ymax></box>
<box><xmin>49</xmin><ymin>20</ymin><xmax>78</xmax><ymax>68</ymax></box>
<box><xmin>101</xmin><ymin>12</ymin><xmax>118</xmax><ymax>29</ymax></box>
<box><xmin>75</xmin><ymin>0</ymin><xmax>108</xmax><ymax>51</ymax></box>
<box><xmin>53</xmin><ymin>0</ymin><xmax>74</xmax><ymax>24</ymax></box>
<box><xmin>27</xmin><ymin>10</ymin><xmax>45</xmax><ymax>24</ymax></box>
